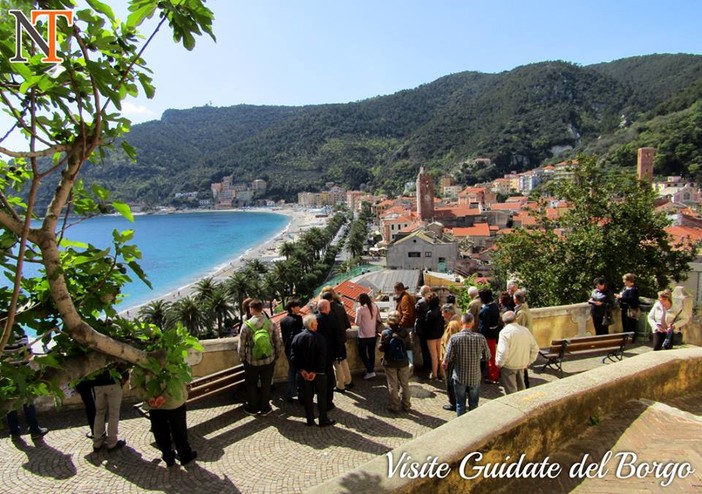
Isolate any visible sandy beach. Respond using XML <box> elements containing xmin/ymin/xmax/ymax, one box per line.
<box><xmin>120</xmin><ymin>206</ymin><xmax>328</xmax><ymax>317</ymax></box>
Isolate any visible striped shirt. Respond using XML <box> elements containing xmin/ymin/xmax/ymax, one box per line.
<box><xmin>444</xmin><ymin>329</ymin><xmax>491</xmax><ymax>388</ymax></box>
<box><xmin>4</xmin><ymin>331</ymin><xmax>30</xmax><ymax>365</ymax></box>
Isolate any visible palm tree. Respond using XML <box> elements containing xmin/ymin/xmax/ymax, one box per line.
<box><xmin>138</xmin><ymin>299</ymin><xmax>171</xmax><ymax>329</ymax></box>
<box><xmin>272</xmin><ymin>258</ymin><xmax>303</xmax><ymax>298</ymax></box>
<box><xmin>243</xmin><ymin>259</ymin><xmax>267</xmax><ymax>276</ymax></box>
<box><xmin>193</xmin><ymin>276</ymin><xmax>218</xmax><ymax>302</ymax></box>
<box><xmin>168</xmin><ymin>296</ymin><xmax>205</xmax><ymax>336</ymax></box>
<box><xmin>207</xmin><ymin>287</ymin><xmax>236</xmax><ymax>337</ymax></box>
<box><xmin>278</xmin><ymin>241</ymin><xmax>297</xmax><ymax>260</ymax></box>
<box><xmin>261</xmin><ymin>271</ymin><xmax>284</xmax><ymax>312</ymax></box>
<box><xmin>225</xmin><ymin>270</ymin><xmax>257</xmax><ymax>318</ymax></box>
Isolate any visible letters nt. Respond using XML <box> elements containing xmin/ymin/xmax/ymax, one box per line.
<box><xmin>9</xmin><ymin>9</ymin><xmax>73</xmax><ymax>63</ymax></box>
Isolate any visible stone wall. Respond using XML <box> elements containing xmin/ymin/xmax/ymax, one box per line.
<box><xmin>306</xmin><ymin>347</ymin><xmax>702</xmax><ymax>494</ymax></box>
<box><xmin>55</xmin><ymin>301</ymin><xmax>697</xmax><ymax>411</ymax></box>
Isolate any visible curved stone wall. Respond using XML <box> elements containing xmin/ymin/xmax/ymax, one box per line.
<box><xmin>305</xmin><ymin>347</ymin><xmax>702</xmax><ymax>493</ymax></box>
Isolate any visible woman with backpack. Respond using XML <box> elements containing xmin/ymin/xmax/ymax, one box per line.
<box><xmin>379</xmin><ymin>310</ymin><xmax>411</xmax><ymax>413</ymax></box>
<box><xmin>355</xmin><ymin>293</ymin><xmax>380</xmax><ymax>379</ymax></box>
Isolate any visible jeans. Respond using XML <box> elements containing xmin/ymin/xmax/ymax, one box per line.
<box><xmin>75</xmin><ymin>380</ymin><xmax>96</xmax><ymax>434</ymax></box>
<box><xmin>453</xmin><ymin>380</ymin><xmax>480</xmax><ymax>416</ymax></box>
<box><xmin>244</xmin><ymin>361</ymin><xmax>275</xmax><ymax>412</ymax></box>
<box><xmin>149</xmin><ymin>404</ymin><xmax>193</xmax><ymax>464</ymax></box>
<box><xmin>286</xmin><ymin>357</ymin><xmax>299</xmax><ymax>399</ymax></box>
<box><xmin>301</xmin><ymin>373</ymin><xmax>329</xmax><ymax>423</ymax></box>
<box><xmin>6</xmin><ymin>403</ymin><xmax>41</xmax><ymax>435</ymax></box>
<box><xmin>358</xmin><ymin>337</ymin><xmax>377</xmax><ymax>374</ymax></box>
<box><xmin>445</xmin><ymin>362</ymin><xmax>456</xmax><ymax>406</ymax></box>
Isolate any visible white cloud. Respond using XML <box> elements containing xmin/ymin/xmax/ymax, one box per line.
<box><xmin>121</xmin><ymin>101</ymin><xmax>158</xmax><ymax>121</ymax></box>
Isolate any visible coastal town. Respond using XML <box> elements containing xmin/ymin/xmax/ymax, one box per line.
<box><xmin>189</xmin><ymin>146</ymin><xmax>702</xmax><ymax>309</ymax></box>
<box><xmin>2</xmin><ymin>1</ymin><xmax>702</xmax><ymax>493</ymax></box>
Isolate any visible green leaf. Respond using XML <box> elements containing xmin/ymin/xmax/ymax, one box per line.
<box><xmin>121</xmin><ymin>141</ymin><xmax>137</xmax><ymax>162</ymax></box>
<box><xmin>90</xmin><ymin>184</ymin><xmax>110</xmax><ymax>201</ymax></box>
<box><xmin>112</xmin><ymin>201</ymin><xmax>134</xmax><ymax>222</ymax></box>
<box><xmin>86</xmin><ymin>0</ymin><xmax>115</xmax><ymax>21</ymax></box>
<box><xmin>127</xmin><ymin>3</ymin><xmax>157</xmax><ymax>28</ymax></box>
<box><xmin>112</xmin><ymin>229</ymin><xmax>135</xmax><ymax>243</ymax></box>
<box><xmin>58</xmin><ymin>239</ymin><xmax>89</xmax><ymax>249</ymax></box>
<box><xmin>128</xmin><ymin>260</ymin><xmax>152</xmax><ymax>289</ymax></box>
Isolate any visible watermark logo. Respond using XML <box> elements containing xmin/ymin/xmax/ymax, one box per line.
<box><xmin>9</xmin><ymin>9</ymin><xmax>73</xmax><ymax>63</ymax></box>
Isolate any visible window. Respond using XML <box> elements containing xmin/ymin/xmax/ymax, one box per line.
<box><xmin>408</xmin><ymin>252</ymin><xmax>421</xmax><ymax>258</ymax></box>
<box><xmin>424</xmin><ymin>252</ymin><xmax>432</xmax><ymax>257</ymax></box>
<box><xmin>438</xmin><ymin>257</ymin><xmax>446</xmax><ymax>263</ymax></box>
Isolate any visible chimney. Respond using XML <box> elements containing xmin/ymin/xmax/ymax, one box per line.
<box><xmin>637</xmin><ymin>147</ymin><xmax>655</xmax><ymax>183</ymax></box>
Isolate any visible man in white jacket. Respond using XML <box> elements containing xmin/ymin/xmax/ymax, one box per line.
<box><xmin>495</xmin><ymin>311</ymin><xmax>539</xmax><ymax>394</ymax></box>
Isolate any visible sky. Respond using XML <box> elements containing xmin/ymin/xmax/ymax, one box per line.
<box><xmin>114</xmin><ymin>0</ymin><xmax>702</xmax><ymax>124</ymax></box>
<box><xmin>2</xmin><ymin>0</ymin><xmax>702</xmax><ymax>146</ymax></box>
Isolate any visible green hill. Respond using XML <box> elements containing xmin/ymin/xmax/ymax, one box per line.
<box><xmin>77</xmin><ymin>53</ymin><xmax>702</xmax><ymax>205</ymax></box>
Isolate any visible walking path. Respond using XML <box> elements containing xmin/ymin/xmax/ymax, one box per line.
<box><xmin>501</xmin><ymin>391</ymin><xmax>702</xmax><ymax>493</ymax></box>
<box><xmin>1</xmin><ymin>344</ymin><xmax>699</xmax><ymax>493</ymax></box>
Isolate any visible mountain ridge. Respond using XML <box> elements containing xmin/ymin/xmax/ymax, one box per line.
<box><xmin>77</xmin><ymin>53</ymin><xmax>702</xmax><ymax>205</ymax></box>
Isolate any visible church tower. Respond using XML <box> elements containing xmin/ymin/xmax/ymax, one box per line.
<box><xmin>416</xmin><ymin>166</ymin><xmax>434</xmax><ymax>222</ymax></box>
<box><xmin>637</xmin><ymin>147</ymin><xmax>655</xmax><ymax>183</ymax></box>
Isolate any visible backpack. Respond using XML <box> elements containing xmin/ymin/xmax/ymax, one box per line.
<box><xmin>246</xmin><ymin>319</ymin><xmax>273</xmax><ymax>360</ymax></box>
<box><xmin>382</xmin><ymin>328</ymin><xmax>408</xmax><ymax>363</ymax></box>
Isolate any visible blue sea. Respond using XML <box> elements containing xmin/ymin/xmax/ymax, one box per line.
<box><xmin>23</xmin><ymin>210</ymin><xmax>289</xmax><ymax>312</ymax></box>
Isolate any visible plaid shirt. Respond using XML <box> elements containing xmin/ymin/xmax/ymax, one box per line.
<box><xmin>238</xmin><ymin>314</ymin><xmax>282</xmax><ymax>366</ymax></box>
<box><xmin>444</xmin><ymin>329</ymin><xmax>491</xmax><ymax>388</ymax></box>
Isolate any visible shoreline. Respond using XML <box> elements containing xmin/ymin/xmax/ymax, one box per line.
<box><xmin>119</xmin><ymin>206</ymin><xmax>328</xmax><ymax>318</ymax></box>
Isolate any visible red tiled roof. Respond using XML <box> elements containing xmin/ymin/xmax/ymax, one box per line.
<box><xmin>383</xmin><ymin>214</ymin><xmax>415</xmax><ymax>224</ymax></box>
<box><xmin>334</xmin><ymin>280</ymin><xmax>370</xmax><ymax>304</ymax></box>
<box><xmin>514</xmin><ymin>212</ymin><xmax>537</xmax><ymax>226</ymax></box>
<box><xmin>380</xmin><ymin>205</ymin><xmax>412</xmax><ymax>218</ymax></box>
<box><xmin>451</xmin><ymin>223</ymin><xmax>491</xmax><ymax>237</ymax></box>
<box><xmin>434</xmin><ymin>204</ymin><xmax>483</xmax><ymax>217</ymax></box>
<box><xmin>666</xmin><ymin>226</ymin><xmax>702</xmax><ymax>244</ymax></box>
<box><xmin>490</xmin><ymin>203</ymin><xmax>523</xmax><ymax>211</ymax></box>
<box><xmin>399</xmin><ymin>220</ymin><xmax>424</xmax><ymax>233</ymax></box>
<box><xmin>546</xmin><ymin>208</ymin><xmax>562</xmax><ymax>220</ymax></box>
<box><xmin>505</xmin><ymin>196</ymin><xmax>528</xmax><ymax>203</ymax></box>
<box><xmin>270</xmin><ymin>312</ymin><xmax>287</xmax><ymax>325</ymax></box>
<box><xmin>458</xmin><ymin>187</ymin><xmax>487</xmax><ymax>196</ymax></box>
<box><xmin>335</xmin><ymin>280</ymin><xmax>372</xmax><ymax>324</ymax></box>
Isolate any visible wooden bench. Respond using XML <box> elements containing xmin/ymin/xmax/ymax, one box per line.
<box><xmin>539</xmin><ymin>332</ymin><xmax>635</xmax><ymax>375</ymax></box>
<box><xmin>134</xmin><ymin>364</ymin><xmax>245</xmax><ymax>418</ymax></box>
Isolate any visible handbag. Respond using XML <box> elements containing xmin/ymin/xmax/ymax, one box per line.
<box><xmin>602</xmin><ymin>311</ymin><xmax>612</xmax><ymax>326</ymax></box>
<box><xmin>374</xmin><ymin>306</ymin><xmax>384</xmax><ymax>334</ymax></box>
<box><xmin>627</xmin><ymin>307</ymin><xmax>641</xmax><ymax>320</ymax></box>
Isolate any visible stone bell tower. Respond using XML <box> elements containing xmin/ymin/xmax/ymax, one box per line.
<box><xmin>416</xmin><ymin>166</ymin><xmax>434</xmax><ymax>222</ymax></box>
<box><xmin>637</xmin><ymin>147</ymin><xmax>655</xmax><ymax>183</ymax></box>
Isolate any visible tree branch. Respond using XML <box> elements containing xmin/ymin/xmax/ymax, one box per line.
<box><xmin>100</xmin><ymin>15</ymin><xmax>168</xmax><ymax>116</ymax></box>
<box><xmin>0</xmin><ymin>143</ymin><xmax>70</xmax><ymax>158</ymax></box>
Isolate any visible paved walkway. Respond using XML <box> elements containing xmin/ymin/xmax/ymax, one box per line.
<box><xmin>501</xmin><ymin>391</ymin><xmax>702</xmax><ymax>493</ymax></box>
<box><xmin>2</xmin><ymin>343</ymin><xmax>696</xmax><ymax>493</ymax></box>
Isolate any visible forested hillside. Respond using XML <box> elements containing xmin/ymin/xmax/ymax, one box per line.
<box><xmin>75</xmin><ymin>53</ymin><xmax>702</xmax><ymax>205</ymax></box>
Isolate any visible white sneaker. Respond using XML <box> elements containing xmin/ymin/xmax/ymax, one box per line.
<box><xmin>363</xmin><ymin>372</ymin><xmax>376</xmax><ymax>380</ymax></box>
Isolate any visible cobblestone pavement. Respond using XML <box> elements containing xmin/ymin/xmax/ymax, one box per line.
<box><xmin>499</xmin><ymin>391</ymin><xmax>702</xmax><ymax>493</ymax></box>
<box><xmin>0</xmin><ymin>343</ymin><xmax>679</xmax><ymax>494</ymax></box>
